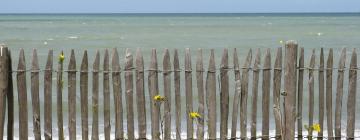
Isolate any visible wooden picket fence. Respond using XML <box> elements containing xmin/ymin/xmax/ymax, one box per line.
<box><xmin>0</xmin><ymin>41</ymin><xmax>358</xmax><ymax>140</ymax></box>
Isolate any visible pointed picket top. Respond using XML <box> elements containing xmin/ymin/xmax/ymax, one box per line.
<box><xmin>220</xmin><ymin>48</ymin><xmax>228</xmax><ymax>69</ymax></box>
<box><xmin>104</xmin><ymin>49</ymin><xmax>109</xmax><ymax>71</ymax></box>
<box><xmin>81</xmin><ymin>50</ymin><xmax>88</xmax><ymax>71</ymax></box>
<box><xmin>68</xmin><ymin>50</ymin><xmax>76</xmax><ymax>70</ymax></box>
<box><xmin>196</xmin><ymin>48</ymin><xmax>203</xmax><ymax>72</ymax></box>
<box><xmin>163</xmin><ymin>49</ymin><xmax>171</xmax><ymax>71</ymax></box>
<box><xmin>327</xmin><ymin>49</ymin><xmax>334</xmax><ymax>68</ymax></box>
<box><xmin>32</xmin><ymin>49</ymin><xmax>39</xmax><ymax>70</ymax></box>
<box><xmin>349</xmin><ymin>49</ymin><xmax>357</xmax><ymax>68</ymax></box>
<box><xmin>185</xmin><ymin>48</ymin><xmax>192</xmax><ymax>71</ymax></box>
<box><xmin>135</xmin><ymin>48</ymin><xmax>144</xmax><ymax>71</ymax></box>
<box><xmin>45</xmin><ymin>50</ymin><xmax>53</xmax><ymax>69</ymax></box>
<box><xmin>112</xmin><ymin>48</ymin><xmax>120</xmax><ymax>71</ymax></box>
<box><xmin>125</xmin><ymin>49</ymin><xmax>133</xmax><ymax>69</ymax></box>
<box><xmin>243</xmin><ymin>49</ymin><xmax>252</xmax><ymax>68</ymax></box>
<box><xmin>346</xmin><ymin>48</ymin><xmax>357</xmax><ymax>138</ymax></box>
<box><xmin>309</xmin><ymin>49</ymin><xmax>316</xmax><ymax>69</ymax></box>
<box><xmin>173</xmin><ymin>49</ymin><xmax>180</xmax><ymax>70</ymax></box>
<box><xmin>208</xmin><ymin>49</ymin><xmax>216</xmax><ymax>71</ymax></box>
<box><xmin>338</xmin><ymin>48</ymin><xmax>347</xmax><ymax>69</ymax></box>
<box><xmin>253</xmin><ymin>49</ymin><xmax>261</xmax><ymax>70</ymax></box>
<box><xmin>18</xmin><ymin>49</ymin><xmax>26</xmax><ymax>70</ymax></box>
<box><xmin>326</xmin><ymin>48</ymin><xmax>334</xmax><ymax>139</ymax></box>
<box><xmin>93</xmin><ymin>50</ymin><xmax>100</xmax><ymax>70</ymax></box>
<box><xmin>150</xmin><ymin>48</ymin><xmax>158</xmax><ymax>69</ymax></box>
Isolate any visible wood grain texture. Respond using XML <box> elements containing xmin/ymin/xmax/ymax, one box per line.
<box><xmin>80</xmin><ymin>51</ymin><xmax>89</xmax><ymax>140</ymax></box>
<box><xmin>250</xmin><ymin>49</ymin><xmax>261</xmax><ymax>140</ymax></box>
<box><xmin>326</xmin><ymin>49</ymin><xmax>334</xmax><ymax>140</ymax></box>
<box><xmin>297</xmin><ymin>48</ymin><xmax>305</xmax><ymax>140</ymax></box>
<box><xmin>206</xmin><ymin>49</ymin><xmax>216</xmax><ymax>139</ymax></box>
<box><xmin>231</xmin><ymin>48</ymin><xmax>241</xmax><ymax>139</ymax></box>
<box><xmin>163</xmin><ymin>49</ymin><xmax>172</xmax><ymax>139</ymax></box>
<box><xmin>125</xmin><ymin>49</ymin><xmax>135</xmax><ymax>139</ymax></box>
<box><xmin>346</xmin><ymin>49</ymin><xmax>357</xmax><ymax>139</ymax></box>
<box><xmin>308</xmin><ymin>49</ymin><xmax>315</xmax><ymax>140</ymax></box>
<box><xmin>0</xmin><ymin>46</ymin><xmax>9</xmax><ymax>139</ymax></box>
<box><xmin>240</xmin><ymin>49</ymin><xmax>252</xmax><ymax>139</ymax></box>
<box><xmin>112</xmin><ymin>48</ymin><xmax>124</xmax><ymax>140</ymax></box>
<box><xmin>135</xmin><ymin>48</ymin><xmax>146</xmax><ymax>139</ymax></box>
<box><xmin>68</xmin><ymin>50</ymin><xmax>77</xmax><ymax>140</ymax></box>
<box><xmin>31</xmin><ymin>49</ymin><xmax>41</xmax><ymax>140</ymax></box>
<box><xmin>17</xmin><ymin>49</ymin><xmax>28</xmax><ymax>140</ymax></box>
<box><xmin>57</xmin><ymin>50</ymin><xmax>65</xmax><ymax>140</ymax></box>
<box><xmin>185</xmin><ymin>48</ymin><xmax>194</xmax><ymax>139</ymax></box>
<box><xmin>103</xmin><ymin>49</ymin><xmax>111</xmax><ymax>140</ymax></box>
<box><xmin>261</xmin><ymin>49</ymin><xmax>271</xmax><ymax>140</ymax></box>
<box><xmin>173</xmin><ymin>49</ymin><xmax>181</xmax><ymax>139</ymax></box>
<box><xmin>196</xmin><ymin>48</ymin><xmax>205</xmax><ymax>140</ymax></box>
<box><xmin>148</xmin><ymin>49</ymin><xmax>160</xmax><ymax>140</ymax></box>
<box><xmin>44</xmin><ymin>50</ymin><xmax>53</xmax><ymax>140</ymax></box>
<box><xmin>6</xmin><ymin>49</ymin><xmax>14</xmax><ymax>140</ymax></box>
<box><xmin>220</xmin><ymin>48</ymin><xmax>229</xmax><ymax>139</ymax></box>
<box><xmin>334</xmin><ymin>48</ymin><xmax>346</xmax><ymax>140</ymax></box>
<box><xmin>91</xmin><ymin>51</ymin><xmax>100</xmax><ymax>140</ymax></box>
<box><xmin>318</xmin><ymin>48</ymin><xmax>325</xmax><ymax>139</ymax></box>
<box><xmin>283</xmin><ymin>41</ymin><xmax>298</xmax><ymax>140</ymax></box>
<box><xmin>273</xmin><ymin>47</ymin><xmax>282</xmax><ymax>140</ymax></box>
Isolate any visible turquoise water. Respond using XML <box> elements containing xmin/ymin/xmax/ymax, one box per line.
<box><xmin>1</xmin><ymin>13</ymin><xmax>360</xmax><ymax>139</ymax></box>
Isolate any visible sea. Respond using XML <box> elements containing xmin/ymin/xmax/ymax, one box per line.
<box><xmin>0</xmin><ymin>13</ymin><xmax>360</xmax><ymax>139</ymax></box>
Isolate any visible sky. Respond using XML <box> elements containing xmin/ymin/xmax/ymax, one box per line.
<box><xmin>1</xmin><ymin>0</ymin><xmax>360</xmax><ymax>13</ymax></box>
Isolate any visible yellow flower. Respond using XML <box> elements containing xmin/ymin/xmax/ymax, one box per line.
<box><xmin>153</xmin><ymin>95</ymin><xmax>165</xmax><ymax>101</ymax></box>
<box><xmin>59</xmin><ymin>52</ymin><xmax>65</xmax><ymax>63</ymax></box>
<box><xmin>312</xmin><ymin>124</ymin><xmax>321</xmax><ymax>133</ymax></box>
<box><xmin>189</xmin><ymin>112</ymin><xmax>201</xmax><ymax>119</ymax></box>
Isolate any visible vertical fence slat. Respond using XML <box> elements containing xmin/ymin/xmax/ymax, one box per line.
<box><xmin>44</xmin><ymin>50</ymin><xmax>53</xmax><ymax>140</ymax></box>
<box><xmin>68</xmin><ymin>50</ymin><xmax>77</xmax><ymax>140</ymax></box>
<box><xmin>173</xmin><ymin>49</ymin><xmax>181</xmax><ymax>139</ymax></box>
<box><xmin>206</xmin><ymin>49</ymin><xmax>216</xmax><ymax>139</ymax></box>
<box><xmin>240</xmin><ymin>49</ymin><xmax>252</xmax><ymax>139</ymax></box>
<box><xmin>220</xmin><ymin>49</ymin><xmax>229</xmax><ymax>139</ymax></box>
<box><xmin>17</xmin><ymin>49</ymin><xmax>28</xmax><ymax>140</ymax></box>
<box><xmin>125</xmin><ymin>49</ymin><xmax>135</xmax><ymax>139</ymax></box>
<box><xmin>91</xmin><ymin>51</ymin><xmax>100</xmax><ymax>140</ymax></box>
<box><xmin>335</xmin><ymin>48</ymin><xmax>346</xmax><ymax>140</ymax></box>
<box><xmin>262</xmin><ymin>49</ymin><xmax>271</xmax><ymax>140</ymax></box>
<box><xmin>326</xmin><ymin>49</ymin><xmax>334</xmax><ymax>140</ymax></box>
<box><xmin>112</xmin><ymin>48</ymin><xmax>124</xmax><ymax>139</ymax></box>
<box><xmin>318</xmin><ymin>48</ymin><xmax>325</xmax><ymax>139</ymax></box>
<box><xmin>346</xmin><ymin>49</ymin><xmax>357</xmax><ymax>139</ymax></box>
<box><xmin>0</xmin><ymin>46</ymin><xmax>9</xmax><ymax>139</ymax></box>
<box><xmin>31</xmin><ymin>49</ymin><xmax>41</xmax><ymax>140</ymax></box>
<box><xmin>283</xmin><ymin>41</ymin><xmax>298</xmax><ymax>140</ymax></box>
<box><xmin>57</xmin><ymin>51</ymin><xmax>64</xmax><ymax>140</ymax></box>
<box><xmin>103</xmin><ymin>49</ymin><xmax>111</xmax><ymax>140</ymax></box>
<box><xmin>80</xmin><ymin>51</ymin><xmax>89</xmax><ymax>140</ymax></box>
<box><xmin>231</xmin><ymin>48</ymin><xmax>241</xmax><ymax>139</ymax></box>
<box><xmin>163</xmin><ymin>49</ymin><xmax>172</xmax><ymax>139</ymax></box>
<box><xmin>297</xmin><ymin>48</ymin><xmax>304</xmax><ymax>140</ymax></box>
<box><xmin>185</xmin><ymin>48</ymin><xmax>193</xmax><ymax>139</ymax></box>
<box><xmin>308</xmin><ymin>49</ymin><xmax>315</xmax><ymax>140</ymax></box>
<box><xmin>250</xmin><ymin>49</ymin><xmax>261</xmax><ymax>140</ymax></box>
<box><xmin>7</xmin><ymin>49</ymin><xmax>14</xmax><ymax>140</ymax></box>
<box><xmin>149</xmin><ymin>49</ymin><xmax>160</xmax><ymax>140</ymax></box>
<box><xmin>273</xmin><ymin>47</ymin><xmax>282</xmax><ymax>140</ymax></box>
<box><xmin>196</xmin><ymin>48</ymin><xmax>205</xmax><ymax>139</ymax></box>
<box><xmin>135</xmin><ymin>48</ymin><xmax>146</xmax><ymax>139</ymax></box>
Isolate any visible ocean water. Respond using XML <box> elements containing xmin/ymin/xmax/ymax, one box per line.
<box><xmin>1</xmin><ymin>13</ymin><xmax>360</xmax><ymax>139</ymax></box>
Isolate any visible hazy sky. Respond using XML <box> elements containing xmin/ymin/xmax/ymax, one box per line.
<box><xmin>1</xmin><ymin>0</ymin><xmax>360</xmax><ymax>13</ymax></box>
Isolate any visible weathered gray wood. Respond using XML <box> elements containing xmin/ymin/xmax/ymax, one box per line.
<box><xmin>295</xmin><ymin>47</ymin><xmax>305</xmax><ymax>139</ymax></box>
<box><xmin>283</xmin><ymin>41</ymin><xmax>298</xmax><ymax>140</ymax></box>
<box><xmin>273</xmin><ymin>47</ymin><xmax>282</xmax><ymax>140</ymax></box>
<box><xmin>103</xmin><ymin>49</ymin><xmax>111</xmax><ymax>140</ymax></box>
<box><xmin>17</xmin><ymin>49</ymin><xmax>28</xmax><ymax>140</ymax></box>
<box><xmin>44</xmin><ymin>50</ymin><xmax>53</xmax><ymax>140</ymax></box>
<box><xmin>0</xmin><ymin>46</ymin><xmax>9</xmax><ymax>139</ymax></box>
<box><xmin>297</xmin><ymin>48</ymin><xmax>304</xmax><ymax>140</ymax></box>
<box><xmin>346</xmin><ymin>49</ymin><xmax>357</xmax><ymax>139</ymax></box>
<box><xmin>135</xmin><ymin>48</ymin><xmax>146</xmax><ymax>139</ymax></box>
<box><xmin>80</xmin><ymin>50</ymin><xmax>89</xmax><ymax>140</ymax></box>
<box><xmin>6</xmin><ymin>49</ymin><xmax>14</xmax><ymax>140</ymax></box>
<box><xmin>220</xmin><ymin>48</ymin><xmax>229</xmax><ymax>139</ymax></box>
<box><xmin>250</xmin><ymin>49</ymin><xmax>261</xmax><ymax>140</ymax></box>
<box><xmin>112</xmin><ymin>48</ymin><xmax>124</xmax><ymax>139</ymax></box>
<box><xmin>326</xmin><ymin>49</ymin><xmax>334</xmax><ymax>140</ymax></box>
<box><xmin>318</xmin><ymin>48</ymin><xmax>325</xmax><ymax>139</ymax></box>
<box><xmin>91</xmin><ymin>51</ymin><xmax>100</xmax><ymax>140</ymax></box>
<box><xmin>262</xmin><ymin>49</ymin><xmax>271</xmax><ymax>140</ymax></box>
<box><xmin>335</xmin><ymin>48</ymin><xmax>346</xmax><ymax>140</ymax></box>
<box><xmin>231</xmin><ymin>48</ymin><xmax>241</xmax><ymax>139</ymax></box>
<box><xmin>68</xmin><ymin>49</ymin><xmax>77</xmax><ymax>140</ymax></box>
<box><xmin>185</xmin><ymin>48</ymin><xmax>194</xmax><ymax>139</ymax></box>
<box><xmin>308</xmin><ymin>49</ymin><xmax>316</xmax><ymax>140</ymax></box>
<box><xmin>196</xmin><ymin>48</ymin><xmax>205</xmax><ymax>140</ymax></box>
<box><xmin>240</xmin><ymin>49</ymin><xmax>252</xmax><ymax>139</ymax></box>
<box><xmin>163</xmin><ymin>49</ymin><xmax>172</xmax><ymax>139</ymax></box>
<box><xmin>148</xmin><ymin>48</ymin><xmax>160</xmax><ymax>140</ymax></box>
<box><xmin>124</xmin><ymin>49</ymin><xmax>134</xmax><ymax>139</ymax></box>
<box><xmin>57</xmin><ymin>51</ymin><xmax>64</xmax><ymax>140</ymax></box>
<box><xmin>206</xmin><ymin>49</ymin><xmax>216</xmax><ymax>139</ymax></box>
<box><xmin>173</xmin><ymin>49</ymin><xmax>181</xmax><ymax>139</ymax></box>
<box><xmin>31</xmin><ymin>49</ymin><xmax>41</xmax><ymax>140</ymax></box>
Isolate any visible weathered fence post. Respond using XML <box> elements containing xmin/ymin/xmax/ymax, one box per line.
<box><xmin>240</xmin><ymin>49</ymin><xmax>252</xmax><ymax>139</ymax></box>
<box><xmin>0</xmin><ymin>46</ymin><xmax>9</xmax><ymax>139</ymax></box>
<box><xmin>335</xmin><ymin>48</ymin><xmax>346</xmax><ymax>140</ymax></box>
<box><xmin>80</xmin><ymin>51</ymin><xmax>89</xmax><ymax>140</ymax></box>
<box><xmin>283</xmin><ymin>41</ymin><xmax>298</xmax><ymax>140</ymax></box>
<box><xmin>326</xmin><ymin>49</ymin><xmax>334</xmax><ymax>140</ymax></box>
<box><xmin>308</xmin><ymin>49</ymin><xmax>315</xmax><ymax>140</ymax></box>
<box><xmin>57</xmin><ymin>50</ymin><xmax>65</xmax><ymax>140</ymax></box>
<box><xmin>220</xmin><ymin>48</ymin><xmax>229</xmax><ymax>139</ymax></box>
<box><xmin>17</xmin><ymin>49</ymin><xmax>28</xmax><ymax>140</ymax></box>
<box><xmin>250</xmin><ymin>49</ymin><xmax>261</xmax><ymax>140</ymax></box>
<box><xmin>44</xmin><ymin>50</ymin><xmax>53</xmax><ymax>140</ymax></box>
<box><xmin>91</xmin><ymin>51</ymin><xmax>100</xmax><ymax>140</ymax></box>
<box><xmin>318</xmin><ymin>48</ymin><xmax>325</xmax><ymax>139</ymax></box>
<box><xmin>173</xmin><ymin>49</ymin><xmax>181</xmax><ymax>139</ymax></box>
<box><xmin>273</xmin><ymin>47</ymin><xmax>283</xmax><ymax>140</ymax></box>
<box><xmin>113</xmin><ymin>48</ymin><xmax>124</xmax><ymax>139</ymax></box>
<box><xmin>346</xmin><ymin>49</ymin><xmax>357</xmax><ymax>139</ymax></box>
<box><xmin>149</xmin><ymin>49</ymin><xmax>160</xmax><ymax>140</ymax></box>
<box><xmin>6</xmin><ymin>49</ymin><xmax>14</xmax><ymax>140</ymax></box>
<box><xmin>135</xmin><ymin>48</ymin><xmax>146</xmax><ymax>139</ymax></box>
<box><xmin>185</xmin><ymin>48</ymin><xmax>193</xmax><ymax>139</ymax></box>
<box><xmin>206</xmin><ymin>49</ymin><xmax>216</xmax><ymax>139</ymax></box>
<box><xmin>124</xmin><ymin>49</ymin><xmax>134</xmax><ymax>139</ymax></box>
<box><xmin>68</xmin><ymin>50</ymin><xmax>77</xmax><ymax>140</ymax></box>
<box><xmin>230</xmin><ymin>48</ymin><xmax>241</xmax><ymax>139</ymax></box>
<box><xmin>163</xmin><ymin>49</ymin><xmax>172</xmax><ymax>139</ymax></box>
<box><xmin>31</xmin><ymin>49</ymin><xmax>41</xmax><ymax>140</ymax></box>
<box><xmin>297</xmin><ymin>48</ymin><xmax>304</xmax><ymax>140</ymax></box>
<box><xmin>262</xmin><ymin>49</ymin><xmax>271</xmax><ymax>140</ymax></box>
<box><xmin>103</xmin><ymin>49</ymin><xmax>111</xmax><ymax>140</ymax></box>
<box><xmin>196</xmin><ymin>48</ymin><xmax>205</xmax><ymax>140</ymax></box>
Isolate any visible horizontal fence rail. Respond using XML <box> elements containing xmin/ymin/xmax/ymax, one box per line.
<box><xmin>0</xmin><ymin>41</ymin><xmax>359</xmax><ymax>139</ymax></box>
